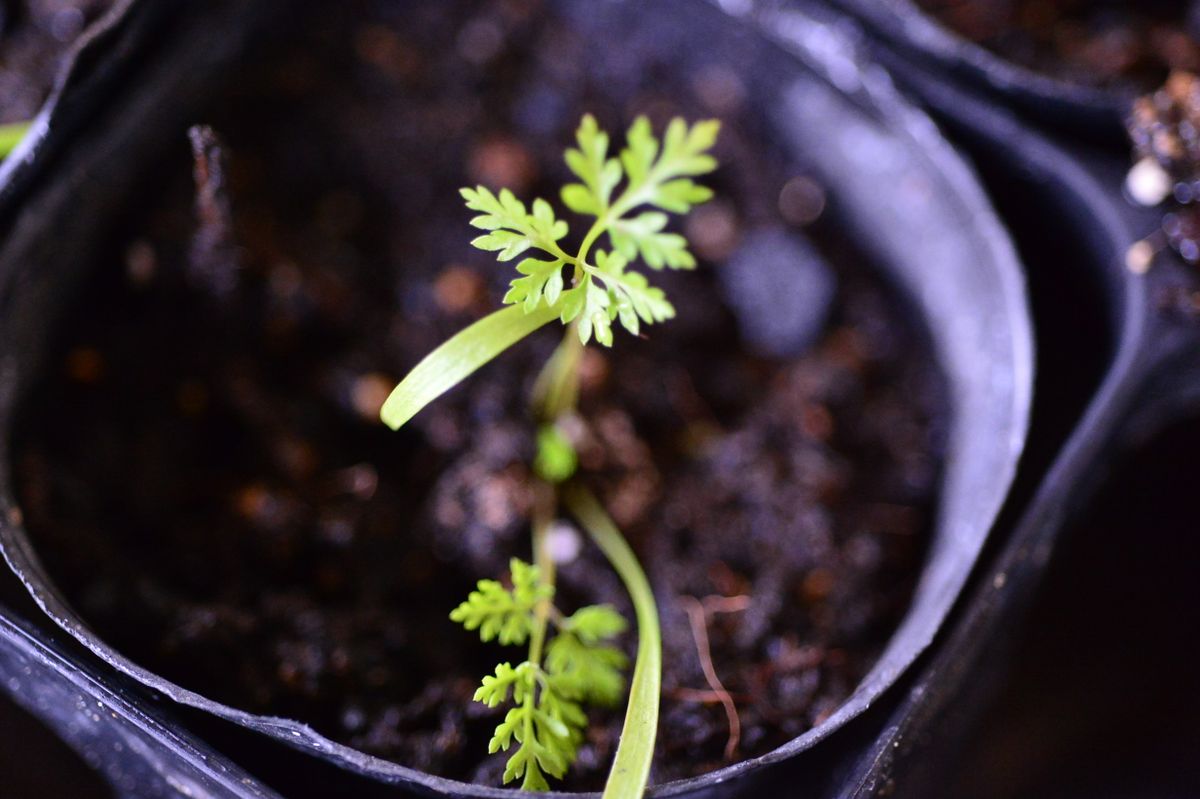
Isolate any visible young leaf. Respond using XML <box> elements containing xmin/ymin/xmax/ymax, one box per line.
<box><xmin>616</xmin><ymin>116</ymin><xmax>719</xmax><ymax>216</ymax></box>
<box><xmin>618</xmin><ymin>116</ymin><xmax>659</xmax><ymax>189</ymax></box>
<box><xmin>648</xmin><ymin>178</ymin><xmax>714</xmax><ymax>215</ymax></box>
<box><xmin>490</xmin><ymin>705</ymin><xmax>524</xmax><ymax>754</ymax></box>
<box><xmin>587</xmin><ymin>250</ymin><xmax>675</xmax><ymax>337</ymax></box>
<box><xmin>564</xmin><ymin>605</ymin><xmax>628</xmax><ymax>643</ymax></box>
<box><xmin>609</xmin><ymin>212</ymin><xmax>697</xmax><ymax>270</ymax></box>
<box><xmin>450</xmin><ymin>579</ymin><xmax>532</xmax><ymax>645</ymax></box>
<box><xmin>562</xmin><ymin>114</ymin><xmax>623</xmax><ymax>216</ymax></box>
<box><xmin>380</xmin><ymin>303</ymin><xmax>559</xmax><ymax>430</ymax></box>
<box><xmin>547</xmin><ymin>606</ymin><xmax>628</xmax><ymax>706</ymax></box>
<box><xmin>501</xmin><ymin>729</ymin><xmax>552</xmax><ymax>792</ymax></box>
<box><xmin>508</xmin><ymin>557</ymin><xmax>549</xmax><ymax>607</ymax></box>
<box><xmin>504</xmin><ymin>257</ymin><xmax>567</xmax><ymax>313</ymax></box>
<box><xmin>485</xmin><ymin>664</ymin><xmax>584</xmax><ymax>791</ymax></box>
<box><xmin>561</xmin><ymin>276</ymin><xmax>617</xmax><ymax>347</ymax></box>
<box><xmin>450</xmin><ymin>558</ymin><xmax>552</xmax><ymax>645</ymax></box>
<box><xmin>463</xmin><ymin>186</ymin><xmax>570</xmax><ymax>263</ymax></box>
<box><xmin>546</xmin><ymin>633</ymin><xmax>628</xmax><ymax>706</ymax></box>
<box><xmin>476</xmin><ymin>662</ymin><xmax>523</xmax><ymax>707</ymax></box>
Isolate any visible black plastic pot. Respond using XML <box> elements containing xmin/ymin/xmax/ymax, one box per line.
<box><xmin>843</xmin><ymin>130</ymin><xmax>1200</xmax><ymax>799</ymax></box>
<box><xmin>753</xmin><ymin>5</ymin><xmax>1200</xmax><ymax>796</ymax></box>
<box><xmin>0</xmin><ymin>0</ymin><xmax>1032</xmax><ymax>796</ymax></box>
<box><xmin>0</xmin><ymin>602</ymin><xmax>282</xmax><ymax>799</ymax></box>
<box><xmin>820</xmin><ymin>0</ymin><xmax>1131</xmax><ymax>144</ymax></box>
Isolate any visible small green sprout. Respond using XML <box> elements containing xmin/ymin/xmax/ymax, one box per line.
<box><xmin>453</xmin><ymin>558</ymin><xmax>627</xmax><ymax>790</ymax></box>
<box><xmin>382</xmin><ymin>114</ymin><xmax>718</xmax><ymax>796</ymax></box>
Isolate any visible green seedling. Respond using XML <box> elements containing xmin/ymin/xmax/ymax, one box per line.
<box><xmin>382</xmin><ymin>114</ymin><xmax>718</xmax><ymax>797</ymax></box>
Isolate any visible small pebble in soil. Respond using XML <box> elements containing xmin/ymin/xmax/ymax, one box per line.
<box><xmin>691</xmin><ymin>63</ymin><xmax>746</xmax><ymax>115</ymax></box>
<box><xmin>1126</xmin><ymin>157</ymin><xmax>1173</xmax><ymax>207</ymax></box>
<box><xmin>778</xmin><ymin>175</ymin><xmax>826</xmax><ymax>227</ymax></box>
<box><xmin>432</xmin><ymin>265</ymin><xmax>486</xmax><ymax>315</ymax></box>
<box><xmin>350</xmin><ymin>372</ymin><xmax>394</xmax><ymax>422</ymax></box>
<box><xmin>546</xmin><ymin>520</ymin><xmax>582</xmax><ymax>564</ymax></box>
<box><xmin>717</xmin><ymin>228</ymin><xmax>837</xmax><ymax>358</ymax></box>
<box><xmin>64</xmin><ymin>347</ymin><xmax>104</xmax><ymax>383</ymax></box>
<box><xmin>124</xmin><ymin>240</ymin><xmax>157</xmax><ymax>286</ymax></box>
<box><xmin>467</xmin><ymin>136</ymin><xmax>537</xmax><ymax>192</ymax></box>
<box><xmin>685</xmin><ymin>199</ymin><xmax>740</xmax><ymax>262</ymax></box>
<box><xmin>1126</xmin><ymin>238</ymin><xmax>1156</xmax><ymax>274</ymax></box>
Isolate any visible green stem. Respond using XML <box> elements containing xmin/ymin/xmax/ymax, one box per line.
<box><xmin>539</xmin><ymin>237</ymin><xmax>576</xmax><ymax>266</ymax></box>
<box><xmin>563</xmin><ymin>483</ymin><xmax>661</xmax><ymax>799</ymax></box>
<box><xmin>576</xmin><ymin>215</ymin><xmax>609</xmax><ymax>267</ymax></box>
<box><xmin>576</xmin><ymin>172</ymin><xmax>660</xmax><ymax>260</ymax></box>
<box><xmin>532</xmin><ymin>325</ymin><xmax>584</xmax><ymax>421</ymax></box>
<box><xmin>528</xmin><ymin>481</ymin><xmax>556</xmax><ymax>667</ymax></box>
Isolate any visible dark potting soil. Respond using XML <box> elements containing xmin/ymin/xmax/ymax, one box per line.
<box><xmin>915</xmin><ymin>0</ymin><xmax>1200</xmax><ymax>90</ymax></box>
<box><xmin>0</xmin><ymin>0</ymin><xmax>114</xmax><ymax>123</ymax></box>
<box><xmin>12</xmin><ymin>0</ymin><xmax>947</xmax><ymax>790</ymax></box>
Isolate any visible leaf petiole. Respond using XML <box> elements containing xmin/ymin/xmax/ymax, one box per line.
<box><xmin>563</xmin><ymin>483</ymin><xmax>661</xmax><ymax>799</ymax></box>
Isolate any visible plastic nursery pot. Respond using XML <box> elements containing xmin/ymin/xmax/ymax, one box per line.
<box><xmin>0</xmin><ymin>602</ymin><xmax>282</xmax><ymax>799</ymax></box>
<box><xmin>786</xmin><ymin>44</ymin><xmax>1200</xmax><ymax>798</ymax></box>
<box><xmin>819</xmin><ymin>0</ymin><xmax>1142</xmax><ymax>143</ymax></box>
<box><xmin>0</xmin><ymin>0</ymin><xmax>1030</xmax><ymax>796</ymax></box>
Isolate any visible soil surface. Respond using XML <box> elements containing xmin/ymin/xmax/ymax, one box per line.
<box><xmin>0</xmin><ymin>0</ymin><xmax>114</xmax><ymax>123</ymax></box>
<box><xmin>916</xmin><ymin>0</ymin><xmax>1200</xmax><ymax>90</ymax></box>
<box><xmin>13</xmin><ymin>0</ymin><xmax>947</xmax><ymax>790</ymax></box>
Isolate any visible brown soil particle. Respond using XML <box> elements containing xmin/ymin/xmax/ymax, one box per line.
<box><xmin>13</xmin><ymin>0</ymin><xmax>946</xmax><ymax>790</ymax></box>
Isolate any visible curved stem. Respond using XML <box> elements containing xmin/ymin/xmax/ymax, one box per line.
<box><xmin>563</xmin><ymin>484</ymin><xmax>661</xmax><ymax>799</ymax></box>
<box><xmin>576</xmin><ymin>216</ymin><xmax>609</xmax><ymax>266</ymax></box>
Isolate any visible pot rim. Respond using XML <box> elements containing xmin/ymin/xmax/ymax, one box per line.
<box><xmin>0</xmin><ymin>606</ymin><xmax>284</xmax><ymax>799</ymax></box>
<box><xmin>825</xmin><ymin>0</ymin><xmax>1130</xmax><ymax>122</ymax></box>
<box><xmin>833</xmin><ymin>82</ymin><xmax>1180</xmax><ymax>797</ymax></box>
<box><xmin>0</xmin><ymin>0</ymin><xmax>1034</xmax><ymax>795</ymax></box>
<box><xmin>0</xmin><ymin>0</ymin><xmax>138</xmax><ymax>208</ymax></box>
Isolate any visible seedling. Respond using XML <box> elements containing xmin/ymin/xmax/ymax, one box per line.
<box><xmin>382</xmin><ymin>114</ymin><xmax>718</xmax><ymax>796</ymax></box>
